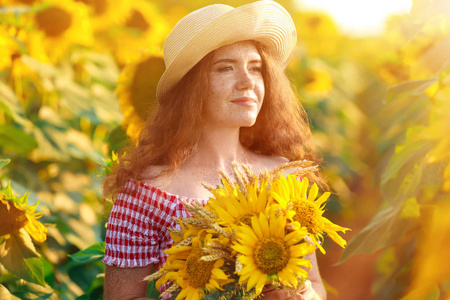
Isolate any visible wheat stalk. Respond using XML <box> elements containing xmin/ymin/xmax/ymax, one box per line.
<box><xmin>174</xmin><ymin>236</ymin><xmax>194</xmax><ymax>248</ymax></box>
<box><xmin>192</xmin><ymin>200</ymin><xmax>217</xmax><ymax>220</ymax></box>
<box><xmin>218</xmin><ymin>168</ymin><xmax>233</xmax><ymax>186</ymax></box>
<box><xmin>211</xmin><ymin>223</ymin><xmax>232</xmax><ymax>239</ymax></box>
<box><xmin>143</xmin><ymin>269</ymin><xmax>169</xmax><ymax>282</ymax></box>
<box><xmin>169</xmin><ymin>228</ymin><xmax>183</xmax><ymax>236</ymax></box>
<box><xmin>201</xmin><ymin>182</ymin><xmax>216</xmax><ymax>191</ymax></box>
<box><xmin>241</xmin><ymin>163</ymin><xmax>256</xmax><ymax>185</ymax></box>
<box><xmin>160</xmin><ymin>282</ymin><xmax>180</xmax><ymax>298</ymax></box>
<box><xmin>270</xmin><ymin>160</ymin><xmax>318</xmax><ymax>178</ymax></box>
<box><xmin>207</xmin><ymin>242</ymin><xmax>230</xmax><ymax>251</ymax></box>
<box><xmin>231</xmin><ymin>162</ymin><xmax>248</xmax><ymax>197</ymax></box>
<box><xmin>202</xmin><ymin>248</ymin><xmax>233</xmax><ymax>261</ymax></box>
<box><xmin>181</xmin><ymin>217</ymin><xmax>210</xmax><ymax>229</ymax></box>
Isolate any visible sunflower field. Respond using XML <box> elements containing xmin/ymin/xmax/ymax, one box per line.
<box><xmin>1</xmin><ymin>0</ymin><xmax>449</xmax><ymax>299</ymax></box>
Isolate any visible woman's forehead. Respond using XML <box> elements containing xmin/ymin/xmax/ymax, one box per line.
<box><xmin>211</xmin><ymin>41</ymin><xmax>261</xmax><ymax>61</ymax></box>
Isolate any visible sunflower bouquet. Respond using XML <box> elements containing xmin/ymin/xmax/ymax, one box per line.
<box><xmin>145</xmin><ymin>160</ymin><xmax>349</xmax><ymax>300</ymax></box>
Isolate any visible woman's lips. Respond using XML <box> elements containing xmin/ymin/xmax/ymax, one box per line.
<box><xmin>231</xmin><ymin>97</ymin><xmax>256</xmax><ymax>106</ymax></box>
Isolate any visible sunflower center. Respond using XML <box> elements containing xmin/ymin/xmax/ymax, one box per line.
<box><xmin>75</xmin><ymin>0</ymin><xmax>107</xmax><ymax>15</ymax></box>
<box><xmin>292</xmin><ymin>200</ymin><xmax>324</xmax><ymax>234</ymax></box>
<box><xmin>235</xmin><ymin>213</ymin><xmax>256</xmax><ymax>227</ymax></box>
<box><xmin>125</xmin><ymin>10</ymin><xmax>150</xmax><ymax>32</ymax></box>
<box><xmin>35</xmin><ymin>7</ymin><xmax>73</xmax><ymax>37</ymax></box>
<box><xmin>0</xmin><ymin>198</ymin><xmax>29</xmax><ymax>236</ymax></box>
<box><xmin>307</xmin><ymin>16</ymin><xmax>322</xmax><ymax>30</ymax></box>
<box><xmin>186</xmin><ymin>248</ymin><xmax>215</xmax><ymax>288</ymax></box>
<box><xmin>253</xmin><ymin>236</ymin><xmax>290</xmax><ymax>275</ymax></box>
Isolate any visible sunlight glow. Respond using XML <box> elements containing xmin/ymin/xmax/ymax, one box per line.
<box><xmin>296</xmin><ymin>0</ymin><xmax>413</xmax><ymax>36</ymax></box>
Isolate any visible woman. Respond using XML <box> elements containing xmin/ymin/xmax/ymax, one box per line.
<box><xmin>102</xmin><ymin>1</ymin><xmax>327</xmax><ymax>299</ymax></box>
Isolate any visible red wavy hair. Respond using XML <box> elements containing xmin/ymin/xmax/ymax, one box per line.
<box><xmin>103</xmin><ymin>42</ymin><xmax>325</xmax><ymax>199</ymax></box>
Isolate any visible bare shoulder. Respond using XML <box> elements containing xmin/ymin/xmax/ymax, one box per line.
<box><xmin>140</xmin><ymin>165</ymin><xmax>171</xmax><ymax>189</ymax></box>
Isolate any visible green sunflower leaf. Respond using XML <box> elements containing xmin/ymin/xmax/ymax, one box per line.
<box><xmin>0</xmin><ymin>229</ymin><xmax>45</xmax><ymax>286</ymax></box>
<box><xmin>0</xmin><ymin>125</ymin><xmax>38</xmax><ymax>154</ymax></box>
<box><xmin>70</xmin><ymin>242</ymin><xmax>105</xmax><ymax>264</ymax></box>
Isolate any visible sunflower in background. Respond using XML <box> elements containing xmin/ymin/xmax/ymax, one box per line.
<box><xmin>293</xmin><ymin>11</ymin><xmax>341</xmax><ymax>59</ymax></box>
<box><xmin>73</xmin><ymin>0</ymin><xmax>131</xmax><ymax>31</ymax></box>
<box><xmin>0</xmin><ymin>24</ymin><xmax>48</xmax><ymax>102</ymax></box>
<box><xmin>96</xmin><ymin>0</ymin><xmax>169</xmax><ymax>65</ymax></box>
<box><xmin>300</xmin><ymin>65</ymin><xmax>333</xmax><ymax>96</ymax></box>
<box><xmin>116</xmin><ymin>49</ymin><xmax>165</xmax><ymax>141</ymax></box>
<box><xmin>8</xmin><ymin>0</ymin><xmax>93</xmax><ymax>62</ymax></box>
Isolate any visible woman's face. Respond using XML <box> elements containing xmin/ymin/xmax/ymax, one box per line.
<box><xmin>203</xmin><ymin>41</ymin><xmax>265</xmax><ymax>129</ymax></box>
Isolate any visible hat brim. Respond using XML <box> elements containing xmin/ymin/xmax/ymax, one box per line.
<box><xmin>156</xmin><ymin>1</ymin><xmax>296</xmax><ymax>100</ymax></box>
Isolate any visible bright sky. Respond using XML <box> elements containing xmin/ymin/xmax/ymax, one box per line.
<box><xmin>296</xmin><ymin>0</ymin><xmax>413</xmax><ymax>36</ymax></box>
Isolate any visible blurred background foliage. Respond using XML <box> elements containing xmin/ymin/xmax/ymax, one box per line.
<box><xmin>1</xmin><ymin>0</ymin><xmax>450</xmax><ymax>299</ymax></box>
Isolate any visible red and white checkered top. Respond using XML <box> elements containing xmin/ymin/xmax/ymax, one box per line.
<box><xmin>102</xmin><ymin>177</ymin><xmax>209</xmax><ymax>296</ymax></box>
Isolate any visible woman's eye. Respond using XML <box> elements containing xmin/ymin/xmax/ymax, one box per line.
<box><xmin>218</xmin><ymin>66</ymin><xmax>233</xmax><ymax>72</ymax></box>
<box><xmin>251</xmin><ymin>66</ymin><xmax>262</xmax><ymax>73</ymax></box>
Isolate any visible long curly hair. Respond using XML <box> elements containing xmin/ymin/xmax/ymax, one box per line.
<box><xmin>103</xmin><ymin>41</ymin><xmax>325</xmax><ymax>199</ymax></box>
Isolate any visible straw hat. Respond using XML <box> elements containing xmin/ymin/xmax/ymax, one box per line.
<box><xmin>156</xmin><ymin>0</ymin><xmax>297</xmax><ymax>101</ymax></box>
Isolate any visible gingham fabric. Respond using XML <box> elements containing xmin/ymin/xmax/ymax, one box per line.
<box><xmin>102</xmin><ymin>177</ymin><xmax>209</xmax><ymax>297</ymax></box>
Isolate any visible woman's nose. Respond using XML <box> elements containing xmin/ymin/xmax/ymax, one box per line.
<box><xmin>236</xmin><ymin>70</ymin><xmax>255</xmax><ymax>90</ymax></box>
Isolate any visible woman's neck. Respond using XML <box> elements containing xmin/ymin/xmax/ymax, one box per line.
<box><xmin>187</xmin><ymin>126</ymin><xmax>249</xmax><ymax>172</ymax></box>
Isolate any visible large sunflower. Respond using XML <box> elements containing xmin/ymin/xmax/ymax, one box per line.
<box><xmin>270</xmin><ymin>175</ymin><xmax>350</xmax><ymax>254</ymax></box>
<box><xmin>19</xmin><ymin>0</ymin><xmax>93</xmax><ymax>62</ymax></box>
<box><xmin>98</xmin><ymin>0</ymin><xmax>169</xmax><ymax>65</ymax></box>
<box><xmin>0</xmin><ymin>24</ymin><xmax>48</xmax><ymax>100</ymax></box>
<box><xmin>232</xmin><ymin>213</ymin><xmax>315</xmax><ymax>296</ymax></box>
<box><xmin>292</xmin><ymin>11</ymin><xmax>341</xmax><ymax>59</ymax></box>
<box><xmin>206</xmin><ymin>175</ymin><xmax>274</xmax><ymax>229</ymax></box>
<box><xmin>156</xmin><ymin>232</ymin><xmax>233</xmax><ymax>300</ymax></box>
<box><xmin>115</xmin><ymin>49</ymin><xmax>165</xmax><ymax>141</ymax></box>
<box><xmin>0</xmin><ymin>182</ymin><xmax>47</xmax><ymax>243</ymax></box>
<box><xmin>74</xmin><ymin>0</ymin><xmax>131</xmax><ymax>31</ymax></box>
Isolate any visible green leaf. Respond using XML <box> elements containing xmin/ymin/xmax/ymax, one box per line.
<box><xmin>0</xmin><ymin>125</ymin><xmax>38</xmax><ymax>154</ymax></box>
<box><xmin>0</xmin><ymin>229</ymin><xmax>45</xmax><ymax>286</ymax></box>
<box><xmin>146</xmin><ymin>266</ymin><xmax>160</xmax><ymax>299</ymax></box>
<box><xmin>338</xmin><ymin>205</ymin><xmax>417</xmax><ymax>263</ymax></box>
<box><xmin>70</xmin><ymin>242</ymin><xmax>105</xmax><ymax>264</ymax></box>
<box><xmin>381</xmin><ymin>136</ymin><xmax>431</xmax><ymax>185</ymax></box>
<box><xmin>9</xmin><ymin>281</ymin><xmax>56</xmax><ymax>300</ymax></box>
<box><xmin>0</xmin><ymin>159</ymin><xmax>10</xmax><ymax>170</ymax></box>
<box><xmin>146</xmin><ymin>279</ymin><xmax>160</xmax><ymax>299</ymax></box>
<box><xmin>75</xmin><ymin>295</ymin><xmax>90</xmax><ymax>300</ymax></box>
<box><xmin>386</xmin><ymin>77</ymin><xmax>438</xmax><ymax>102</ymax></box>
<box><xmin>0</xmin><ymin>81</ymin><xmax>28</xmax><ymax>126</ymax></box>
<box><xmin>399</xmin><ymin>197</ymin><xmax>420</xmax><ymax>218</ymax></box>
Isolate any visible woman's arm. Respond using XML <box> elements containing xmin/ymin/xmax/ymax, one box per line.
<box><xmin>306</xmin><ymin>251</ymin><xmax>327</xmax><ymax>300</ymax></box>
<box><xmin>104</xmin><ymin>264</ymin><xmax>156</xmax><ymax>300</ymax></box>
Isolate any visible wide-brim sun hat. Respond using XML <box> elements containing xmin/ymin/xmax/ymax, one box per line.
<box><xmin>156</xmin><ymin>0</ymin><xmax>297</xmax><ymax>101</ymax></box>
